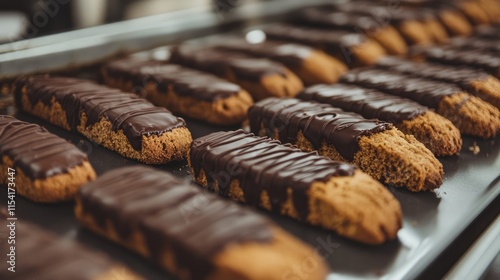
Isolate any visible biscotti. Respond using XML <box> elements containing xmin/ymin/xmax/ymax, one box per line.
<box><xmin>214</xmin><ymin>38</ymin><xmax>348</xmax><ymax>85</ymax></box>
<box><xmin>448</xmin><ymin>37</ymin><xmax>500</xmax><ymax>53</ymax></box>
<box><xmin>330</xmin><ymin>2</ymin><xmax>449</xmax><ymax>44</ymax></box>
<box><xmin>341</xmin><ymin>68</ymin><xmax>500</xmax><ymax>138</ymax></box>
<box><xmin>169</xmin><ymin>46</ymin><xmax>303</xmax><ymax>101</ymax></box>
<box><xmin>377</xmin><ymin>56</ymin><xmax>500</xmax><ymax>109</ymax></box>
<box><xmin>189</xmin><ymin>130</ymin><xmax>402</xmax><ymax>244</ymax></box>
<box><xmin>13</xmin><ymin>76</ymin><xmax>192</xmax><ymax>164</ymax></box>
<box><xmin>296</xmin><ymin>7</ymin><xmax>408</xmax><ymax>54</ymax></box>
<box><xmin>416</xmin><ymin>46</ymin><xmax>500</xmax><ymax>78</ymax></box>
<box><xmin>0</xmin><ymin>222</ymin><xmax>141</xmax><ymax>280</ymax></box>
<box><xmin>298</xmin><ymin>83</ymin><xmax>462</xmax><ymax>156</ymax></box>
<box><xmin>263</xmin><ymin>24</ymin><xmax>387</xmax><ymax>66</ymax></box>
<box><xmin>0</xmin><ymin>115</ymin><xmax>96</xmax><ymax>202</ymax></box>
<box><xmin>248</xmin><ymin>98</ymin><xmax>443</xmax><ymax>191</ymax></box>
<box><xmin>102</xmin><ymin>58</ymin><xmax>253</xmax><ymax>126</ymax></box>
<box><xmin>75</xmin><ymin>166</ymin><xmax>328</xmax><ymax>279</ymax></box>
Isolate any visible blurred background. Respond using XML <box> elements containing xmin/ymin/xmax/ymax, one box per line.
<box><xmin>0</xmin><ymin>0</ymin><xmax>254</xmax><ymax>43</ymax></box>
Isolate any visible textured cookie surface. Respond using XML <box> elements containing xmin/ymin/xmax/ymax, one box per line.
<box><xmin>248</xmin><ymin>98</ymin><xmax>443</xmax><ymax>191</ymax></box>
<box><xmin>189</xmin><ymin>130</ymin><xmax>402</xmax><ymax>244</ymax></box>
<box><xmin>76</xmin><ymin>166</ymin><xmax>327</xmax><ymax>280</ymax></box>
<box><xmin>169</xmin><ymin>46</ymin><xmax>304</xmax><ymax>101</ymax></box>
<box><xmin>298</xmin><ymin>83</ymin><xmax>462</xmax><ymax>155</ymax></box>
<box><xmin>102</xmin><ymin>58</ymin><xmax>253</xmax><ymax>125</ymax></box>
<box><xmin>13</xmin><ymin>76</ymin><xmax>192</xmax><ymax>164</ymax></box>
<box><xmin>0</xmin><ymin>115</ymin><xmax>96</xmax><ymax>202</ymax></box>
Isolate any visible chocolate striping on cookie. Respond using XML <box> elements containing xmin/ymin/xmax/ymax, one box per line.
<box><xmin>14</xmin><ymin>76</ymin><xmax>185</xmax><ymax>150</ymax></box>
<box><xmin>420</xmin><ymin>47</ymin><xmax>500</xmax><ymax>76</ymax></box>
<box><xmin>104</xmin><ymin>58</ymin><xmax>242</xmax><ymax>102</ymax></box>
<box><xmin>341</xmin><ymin>68</ymin><xmax>461</xmax><ymax>108</ymax></box>
<box><xmin>298</xmin><ymin>83</ymin><xmax>428</xmax><ymax>124</ymax></box>
<box><xmin>190</xmin><ymin>130</ymin><xmax>356</xmax><ymax>220</ymax></box>
<box><xmin>263</xmin><ymin>24</ymin><xmax>369</xmax><ymax>56</ymax></box>
<box><xmin>170</xmin><ymin>46</ymin><xmax>287</xmax><ymax>82</ymax></box>
<box><xmin>215</xmin><ymin>39</ymin><xmax>312</xmax><ymax>67</ymax></box>
<box><xmin>78</xmin><ymin>166</ymin><xmax>273</xmax><ymax>279</ymax></box>
<box><xmin>0</xmin><ymin>115</ymin><xmax>88</xmax><ymax>179</ymax></box>
<box><xmin>376</xmin><ymin>56</ymin><xmax>490</xmax><ymax>89</ymax></box>
<box><xmin>0</xmin><ymin>222</ymin><xmax>115</xmax><ymax>280</ymax></box>
<box><xmin>248</xmin><ymin>98</ymin><xmax>392</xmax><ymax>160</ymax></box>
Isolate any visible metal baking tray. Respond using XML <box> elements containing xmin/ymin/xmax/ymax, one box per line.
<box><xmin>1</xmin><ymin>1</ymin><xmax>499</xmax><ymax>279</ymax></box>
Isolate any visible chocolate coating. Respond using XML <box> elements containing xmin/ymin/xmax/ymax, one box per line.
<box><xmin>263</xmin><ymin>24</ymin><xmax>369</xmax><ymax>60</ymax></box>
<box><xmin>78</xmin><ymin>166</ymin><xmax>273</xmax><ymax>279</ymax></box>
<box><xmin>248</xmin><ymin>98</ymin><xmax>392</xmax><ymax>161</ymax></box>
<box><xmin>14</xmin><ymin>76</ymin><xmax>186</xmax><ymax>151</ymax></box>
<box><xmin>421</xmin><ymin>46</ymin><xmax>500</xmax><ymax>77</ymax></box>
<box><xmin>340</xmin><ymin>68</ymin><xmax>462</xmax><ymax>108</ymax></box>
<box><xmin>190</xmin><ymin>130</ymin><xmax>356</xmax><ymax>221</ymax></box>
<box><xmin>215</xmin><ymin>38</ymin><xmax>313</xmax><ymax>67</ymax></box>
<box><xmin>0</xmin><ymin>222</ymin><xmax>116</xmax><ymax>280</ymax></box>
<box><xmin>103</xmin><ymin>58</ymin><xmax>242</xmax><ymax>102</ymax></box>
<box><xmin>298</xmin><ymin>83</ymin><xmax>428</xmax><ymax>124</ymax></box>
<box><xmin>0</xmin><ymin>115</ymin><xmax>88</xmax><ymax>179</ymax></box>
<box><xmin>449</xmin><ymin>37</ymin><xmax>500</xmax><ymax>53</ymax></box>
<box><xmin>376</xmin><ymin>57</ymin><xmax>491</xmax><ymax>91</ymax></box>
<box><xmin>474</xmin><ymin>25</ymin><xmax>500</xmax><ymax>40</ymax></box>
<box><xmin>330</xmin><ymin>2</ymin><xmax>436</xmax><ymax>22</ymax></box>
<box><xmin>169</xmin><ymin>46</ymin><xmax>287</xmax><ymax>82</ymax></box>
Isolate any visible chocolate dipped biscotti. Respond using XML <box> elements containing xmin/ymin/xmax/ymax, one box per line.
<box><xmin>296</xmin><ymin>7</ymin><xmax>408</xmax><ymax>55</ymax></box>
<box><xmin>189</xmin><ymin>130</ymin><xmax>402</xmax><ymax>244</ymax></box>
<box><xmin>75</xmin><ymin>166</ymin><xmax>328</xmax><ymax>280</ymax></box>
<box><xmin>377</xmin><ymin>56</ymin><xmax>500</xmax><ymax>109</ymax></box>
<box><xmin>0</xmin><ymin>222</ymin><xmax>141</xmax><ymax>280</ymax></box>
<box><xmin>0</xmin><ymin>115</ymin><xmax>96</xmax><ymax>202</ymax></box>
<box><xmin>263</xmin><ymin>24</ymin><xmax>387</xmax><ymax>66</ymax></box>
<box><xmin>102</xmin><ymin>58</ymin><xmax>253</xmax><ymax>126</ymax></box>
<box><xmin>214</xmin><ymin>38</ymin><xmax>348</xmax><ymax>85</ymax></box>
<box><xmin>416</xmin><ymin>46</ymin><xmax>500</xmax><ymax>78</ymax></box>
<box><xmin>169</xmin><ymin>46</ymin><xmax>303</xmax><ymax>101</ymax></box>
<box><xmin>248</xmin><ymin>98</ymin><xmax>443</xmax><ymax>192</ymax></box>
<box><xmin>13</xmin><ymin>76</ymin><xmax>192</xmax><ymax>164</ymax></box>
<box><xmin>341</xmin><ymin>68</ymin><xmax>500</xmax><ymax>138</ymax></box>
<box><xmin>298</xmin><ymin>84</ymin><xmax>462</xmax><ymax>156</ymax></box>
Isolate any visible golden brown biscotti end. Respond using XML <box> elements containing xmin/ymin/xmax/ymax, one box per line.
<box><xmin>371</xmin><ymin>26</ymin><xmax>409</xmax><ymax>55</ymax></box>
<box><xmin>256</xmin><ymin>69</ymin><xmax>304</xmax><ymax>100</ymax></box>
<box><xmin>354</xmin><ymin>129</ymin><xmax>443</xmax><ymax>192</ymax></box>
<box><xmin>459</xmin><ymin>1</ymin><xmax>492</xmax><ymax>25</ymax></box>
<box><xmin>94</xmin><ymin>266</ymin><xmax>144</xmax><ymax>280</ymax></box>
<box><xmin>439</xmin><ymin>9</ymin><xmax>473</xmax><ymax>36</ymax></box>
<box><xmin>308</xmin><ymin>171</ymin><xmax>402</xmax><ymax>245</ymax></box>
<box><xmin>211</xmin><ymin>228</ymin><xmax>328</xmax><ymax>280</ymax></box>
<box><xmin>423</xmin><ymin>19</ymin><xmax>449</xmax><ymax>44</ymax></box>
<box><xmin>300</xmin><ymin>50</ymin><xmax>348</xmax><ymax>85</ymax></box>
<box><xmin>351</xmin><ymin>39</ymin><xmax>388</xmax><ymax>66</ymax></box>
<box><xmin>438</xmin><ymin>93</ymin><xmax>500</xmax><ymax>139</ymax></box>
<box><xmin>397</xmin><ymin>111</ymin><xmax>462</xmax><ymax>156</ymax></box>
<box><xmin>469</xmin><ymin>76</ymin><xmax>500</xmax><ymax>110</ymax></box>
<box><xmin>2</xmin><ymin>157</ymin><xmax>96</xmax><ymax>203</ymax></box>
<box><xmin>398</xmin><ymin>20</ymin><xmax>434</xmax><ymax>45</ymax></box>
<box><xmin>78</xmin><ymin>113</ymin><xmax>192</xmax><ymax>164</ymax></box>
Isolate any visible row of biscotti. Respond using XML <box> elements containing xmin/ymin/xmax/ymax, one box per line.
<box><xmin>0</xmin><ymin>120</ymin><xmax>402</xmax><ymax>279</ymax></box>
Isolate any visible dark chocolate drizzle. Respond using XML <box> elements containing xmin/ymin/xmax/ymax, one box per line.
<box><xmin>263</xmin><ymin>24</ymin><xmax>368</xmax><ymax>61</ymax></box>
<box><xmin>298</xmin><ymin>83</ymin><xmax>428</xmax><ymax>124</ymax></box>
<box><xmin>79</xmin><ymin>166</ymin><xmax>273</xmax><ymax>279</ymax></box>
<box><xmin>340</xmin><ymin>67</ymin><xmax>462</xmax><ymax>108</ymax></box>
<box><xmin>14</xmin><ymin>76</ymin><xmax>185</xmax><ymax>151</ymax></box>
<box><xmin>448</xmin><ymin>37</ymin><xmax>500</xmax><ymax>53</ymax></box>
<box><xmin>169</xmin><ymin>46</ymin><xmax>287</xmax><ymax>82</ymax></box>
<box><xmin>330</xmin><ymin>2</ymin><xmax>436</xmax><ymax>22</ymax></box>
<box><xmin>376</xmin><ymin>56</ymin><xmax>491</xmax><ymax>92</ymax></box>
<box><xmin>104</xmin><ymin>58</ymin><xmax>242</xmax><ymax>102</ymax></box>
<box><xmin>0</xmin><ymin>222</ymin><xmax>115</xmax><ymax>280</ymax></box>
<box><xmin>216</xmin><ymin>38</ymin><xmax>312</xmax><ymax>68</ymax></box>
<box><xmin>298</xmin><ymin>7</ymin><xmax>397</xmax><ymax>30</ymax></box>
<box><xmin>248</xmin><ymin>98</ymin><xmax>392</xmax><ymax>161</ymax></box>
<box><xmin>421</xmin><ymin>46</ymin><xmax>500</xmax><ymax>77</ymax></box>
<box><xmin>474</xmin><ymin>25</ymin><xmax>500</xmax><ymax>40</ymax></box>
<box><xmin>190</xmin><ymin>130</ymin><xmax>356</xmax><ymax>221</ymax></box>
<box><xmin>0</xmin><ymin>115</ymin><xmax>88</xmax><ymax>179</ymax></box>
